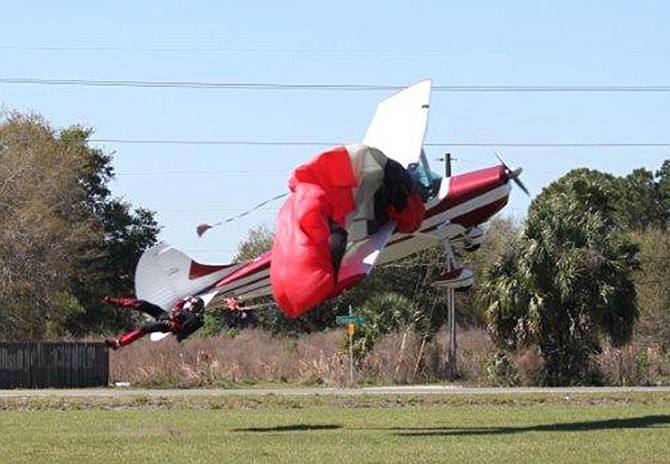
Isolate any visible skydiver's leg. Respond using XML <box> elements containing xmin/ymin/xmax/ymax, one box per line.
<box><xmin>104</xmin><ymin>320</ymin><xmax>172</xmax><ymax>350</ymax></box>
<box><xmin>105</xmin><ymin>328</ymin><xmax>146</xmax><ymax>350</ymax></box>
<box><xmin>133</xmin><ymin>301</ymin><xmax>168</xmax><ymax>319</ymax></box>
<box><xmin>104</xmin><ymin>296</ymin><xmax>168</xmax><ymax>319</ymax></box>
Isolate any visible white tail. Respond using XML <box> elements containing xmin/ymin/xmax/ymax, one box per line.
<box><xmin>363</xmin><ymin>79</ymin><xmax>431</xmax><ymax>169</ymax></box>
<box><xmin>134</xmin><ymin>242</ymin><xmax>238</xmax><ymax>310</ymax></box>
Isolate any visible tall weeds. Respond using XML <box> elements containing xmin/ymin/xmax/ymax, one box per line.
<box><xmin>110</xmin><ymin>328</ymin><xmax>497</xmax><ymax>387</ymax></box>
<box><xmin>108</xmin><ymin>327</ymin><xmax>670</xmax><ymax>387</ymax></box>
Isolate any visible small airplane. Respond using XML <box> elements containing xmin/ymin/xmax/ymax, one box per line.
<box><xmin>134</xmin><ymin>79</ymin><xmax>527</xmax><ymax>324</ymax></box>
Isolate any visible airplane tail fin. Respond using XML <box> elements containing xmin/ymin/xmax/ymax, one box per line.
<box><xmin>134</xmin><ymin>242</ymin><xmax>237</xmax><ymax>310</ymax></box>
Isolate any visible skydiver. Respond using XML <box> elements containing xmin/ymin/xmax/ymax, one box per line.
<box><xmin>102</xmin><ymin>295</ymin><xmax>205</xmax><ymax>350</ymax></box>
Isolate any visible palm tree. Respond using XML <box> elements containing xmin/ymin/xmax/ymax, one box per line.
<box><xmin>355</xmin><ymin>292</ymin><xmax>426</xmax><ymax>357</ymax></box>
<box><xmin>482</xmin><ymin>171</ymin><xmax>639</xmax><ymax>385</ymax></box>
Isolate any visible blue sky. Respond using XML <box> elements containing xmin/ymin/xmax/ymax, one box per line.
<box><xmin>1</xmin><ymin>1</ymin><xmax>669</xmax><ymax>262</ymax></box>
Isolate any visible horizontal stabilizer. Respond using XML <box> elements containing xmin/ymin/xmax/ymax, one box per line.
<box><xmin>134</xmin><ymin>242</ymin><xmax>236</xmax><ymax>310</ymax></box>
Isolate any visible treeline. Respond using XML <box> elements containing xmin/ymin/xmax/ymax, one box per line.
<box><xmin>0</xmin><ymin>112</ymin><xmax>159</xmax><ymax>340</ymax></box>
<box><xmin>3</xmin><ymin>110</ymin><xmax>669</xmax><ymax>386</ymax></box>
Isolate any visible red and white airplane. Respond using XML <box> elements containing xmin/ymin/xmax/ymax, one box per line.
<box><xmin>134</xmin><ymin>79</ymin><xmax>527</xmax><ymax>320</ymax></box>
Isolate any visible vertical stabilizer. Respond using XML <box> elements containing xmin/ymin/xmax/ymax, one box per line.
<box><xmin>363</xmin><ymin>79</ymin><xmax>432</xmax><ymax>168</ymax></box>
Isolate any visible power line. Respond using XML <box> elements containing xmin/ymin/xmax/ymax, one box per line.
<box><xmin>2</xmin><ymin>78</ymin><xmax>670</xmax><ymax>92</ymax></box>
<box><xmin>118</xmin><ymin>169</ymin><xmax>285</xmax><ymax>175</ymax></box>
<box><xmin>94</xmin><ymin>139</ymin><xmax>337</xmax><ymax>146</ymax></box>
<box><xmin>0</xmin><ymin>78</ymin><xmax>397</xmax><ymax>90</ymax></box>
<box><xmin>94</xmin><ymin>138</ymin><xmax>670</xmax><ymax>148</ymax></box>
<box><xmin>436</xmin><ymin>142</ymin><xmax>670</xmax><ymax>147</ymax></box>
<box><xmin>1</xmin><ymin>44</ymin><xmax>659</xmax><ymax>55</ymax></box>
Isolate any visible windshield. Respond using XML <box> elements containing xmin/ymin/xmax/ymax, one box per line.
<box><xmin>408</xmin><ymin>162</ymin><xmax>443</xmax><ymax>201</ymax></box>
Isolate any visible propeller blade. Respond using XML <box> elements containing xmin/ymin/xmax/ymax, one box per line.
<box><xmin>495</xmin><ymin>152</ymin><xmax>530</xmax><ymax>196</ymax></box>
<box><xmin>512</xmin><ymin>173</ymin><xmax>530</xmax><ymax>196</ymax></box>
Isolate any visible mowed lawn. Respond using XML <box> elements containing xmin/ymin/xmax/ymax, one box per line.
<box><xmin>1</xmin><ymin>393</ymin><xmax>669</xmax><ymax>463</ymax></box>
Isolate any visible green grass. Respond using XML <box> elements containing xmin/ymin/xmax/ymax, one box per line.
<box><xmin>1</xmin><ymin>393</ymin><xmax>669</xmax><ymax>463</ymax></box>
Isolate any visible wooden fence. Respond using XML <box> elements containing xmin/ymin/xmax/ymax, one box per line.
<box><xmin>0</xmin><ymin>342</ymin><xmax>108</xmax><ymax>388</ymax></box>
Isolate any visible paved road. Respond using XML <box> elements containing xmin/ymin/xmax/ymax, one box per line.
<box><xmin>1</xmin><ymin>385</ymin><xmax>669</xmax><ymax>398</ymax></box>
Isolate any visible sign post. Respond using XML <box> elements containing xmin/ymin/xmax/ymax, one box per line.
<box><xmin>443</xmin><ymin>152</ymin><xmax>458</xmax><ymax>379</ymax></box>
<box><xmin>336</xmin><ymin>306</ymin><xmax>365</xmax><ymax>386</ymax></box>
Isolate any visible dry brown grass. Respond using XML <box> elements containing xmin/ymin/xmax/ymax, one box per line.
<box><xmin>110</xmin><ymin>329</ymin><xmax>348</xmax><ymax>387</ymax></box>
<box><xmin>358</xmin><ymin>327</ymin><xmax>495</xmax><ymax>384</ymax></box>
<box><xmin>597</xmin><ymin>342</ymin><xmax>670</xmax><ymax>386</ymax></box>
<box><xmin>109</xmin><ymin>326</ymin><xmax>670</xmax><ymax>387</ymax></box>
<box><xmin>109</xmin><ymin>327</ymin><xmax>498</xmax><ymax>387</ymax></box>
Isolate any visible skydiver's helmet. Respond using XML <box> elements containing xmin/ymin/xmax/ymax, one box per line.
<box><xmin>182</xmin><ymin>296</ymin><xmax>205</xmax><ymax>314</ymax></box>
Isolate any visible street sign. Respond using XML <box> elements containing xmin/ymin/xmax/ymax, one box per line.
<box><xmin>336</xmin><ymin>315</ymin><xmax>365</xmax><ymax>327</ymax></box>
<box><xmin>340</xmin><ymin>306</ymin><xmax>364</xmax><ymax>386</ymax></box>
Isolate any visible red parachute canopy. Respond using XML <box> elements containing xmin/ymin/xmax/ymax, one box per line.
<box><xmin>271</xmin><ymin>146</ymin><xmax>357</xmax><ymax>317</ymax></box>
<box><xmin>271</xmin><ymin>145</ymin><xmax>425</xmax><ymax>318</ymax></box>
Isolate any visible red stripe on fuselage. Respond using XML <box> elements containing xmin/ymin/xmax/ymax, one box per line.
<box><xmin>426</xmin><ymin>165</ymin><xmax>508</xmax><ymax>219</ymax></box>
<box><xmin>189</xmin><ymin>262</ymin><xmax>234</xmax><ymax>280</ymax></box>
<box><xmin>385</xmin><ymin>195</ymin><xmax>506</xmax><ymax>250</ymax></box>
<box><xmin>215</xmin><ymin>251</ymin><xmax>271</xmax><ymax>288</ymax></box>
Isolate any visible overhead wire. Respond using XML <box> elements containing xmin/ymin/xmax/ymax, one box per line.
<box><xmin>95</xmin><ymin>139</ymin><xmax>670</xmax><ymax>148</ymax></box>
<box><xmin>1</xmin><ymin>44</ymin><xmax>660</xmax><ymax>55</ymax></box>
<box><xmin>1</xmin><ymin>78</ymin><xmax>670</xmax><ymax>92</ymax></box>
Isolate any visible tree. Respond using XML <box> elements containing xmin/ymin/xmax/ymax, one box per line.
<box><xmin>234</xmin><ymin>223</ymin><xmax>274</xmax><ymax>262</ymax></box>
<box><xmin>465</xmin><ymin>216</ymin><xmax>523</xmax><ymax>326</ymax></box>
<box><xmin>654</xmin><ymin>159</ymin><xmax>670</xmax><ymax>214</ymax></box>
<box><xmin>630</xmin><ymin>227</ymin><xmax>670</xmax><ymax>350</ymax></box>
<box><xmin>62</xmin><ymin>126</ymin><xmax>160</xmax><ymax>334</ymax></box>
<box><xmin>353</xmin><ymin>291</ymin><xmax>426</xmax><ymax>357</ymax></box>
<box><xmin>618</xmin><ymin>168</ymin><xmax>668</xmax><ymax>229</ymax></box>
<box><xmin>0</xmin><ymin>113</ymin><xmax>95</xmax><ymax>339</ymax></box>
<box><xmin>0</xmin><ymin>113</ymin><xmax>159</xmax><ymax>339</ymax></box>
<box><xmin>482</xmin><ymin>169</ymin><xmax>639</xmax><ymax>385</ymax></box>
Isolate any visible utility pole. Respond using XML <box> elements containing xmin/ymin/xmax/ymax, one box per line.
<box><xmin>443</xmin><ymin>152</ymin><xmax>458</xmax><ymax>379</ymax></box>
<box><xmin>444</xmin><ymin>152</ymin><xmax>452</xmax><ymax>177</ymax></box>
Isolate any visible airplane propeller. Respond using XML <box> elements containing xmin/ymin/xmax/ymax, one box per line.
<box><xmin>495</xmin><ymin>153</ymin><xmax>530</xmax><ymax>196</ymax></box>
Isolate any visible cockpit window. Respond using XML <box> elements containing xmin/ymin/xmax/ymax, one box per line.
<box><xmin>408</xmin><ymin>162</ymin><xmax>443</xmax><ymax>201</ymax></box>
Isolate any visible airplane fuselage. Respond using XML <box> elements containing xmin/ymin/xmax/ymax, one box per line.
<box><xmin>377</xmin><ymin>164</ymin><xmax>512</xmax><ymax>264</ymax></box>
<box><xmin>209</xmin><ymin>164</ymin><xmax>513</xmax><ymax>302</ymax></box>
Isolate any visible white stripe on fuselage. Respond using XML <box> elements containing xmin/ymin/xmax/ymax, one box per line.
<box><xmin>378</xmin><ymin>181</ymin><xmax>511</xmax><ymax>264</ymax></box>
<box><xmin>218</xmin><ymin>268</ymin><xmax>270</xmax><ymax>293</ymax></box>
